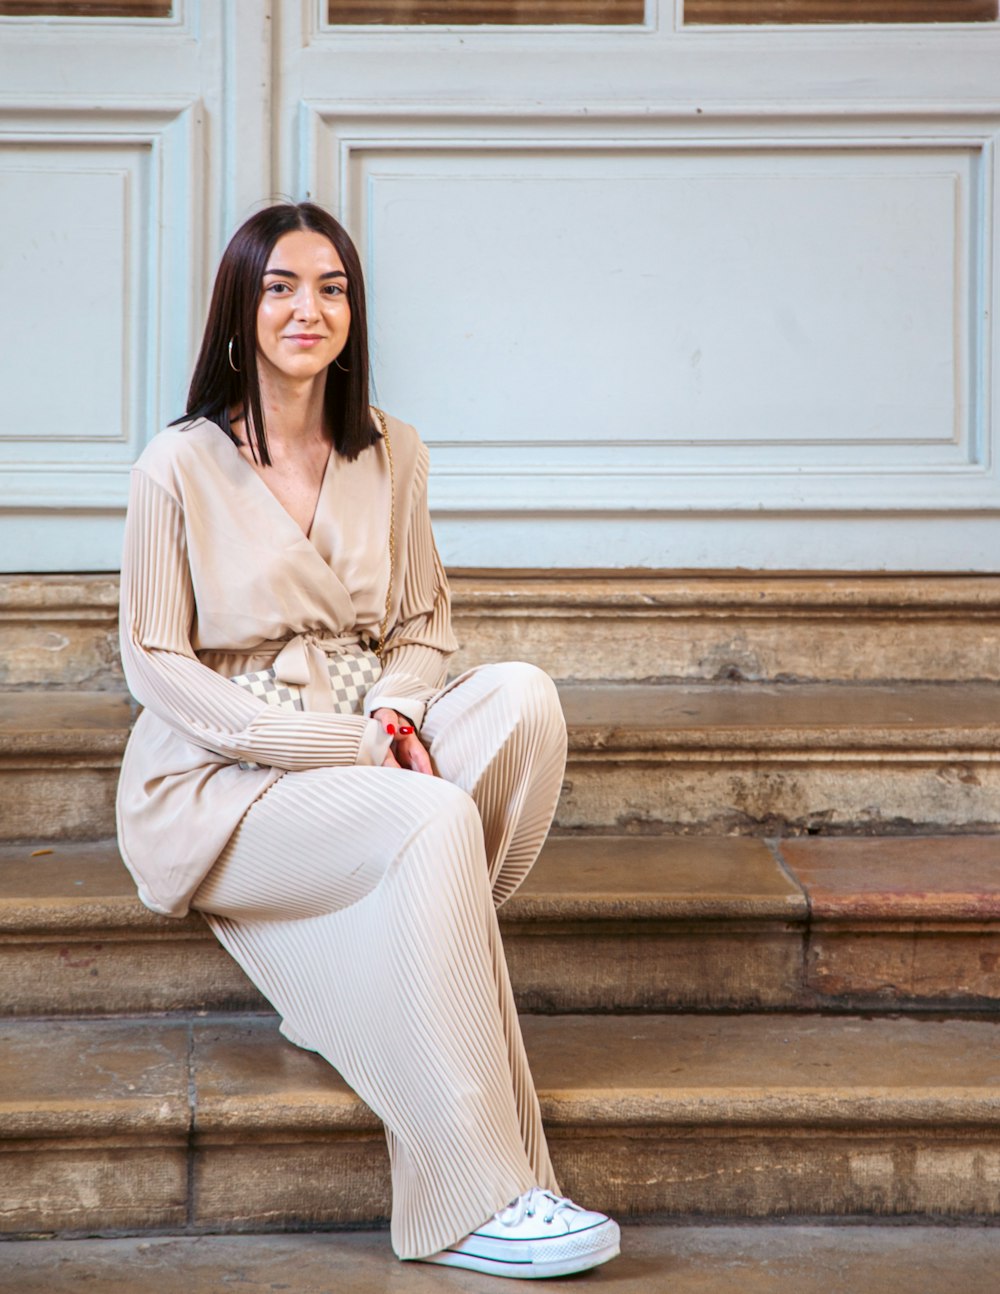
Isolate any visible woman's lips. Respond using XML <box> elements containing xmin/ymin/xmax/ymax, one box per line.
<box><xmin>286</xmin><ymin>334</ymin><xmax>325</xmax><ymax>346</ymax></box>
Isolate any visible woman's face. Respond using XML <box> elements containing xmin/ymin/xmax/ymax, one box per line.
<box><xmin>255</xmin><ymin>228</ymin><xmax>352</xmax><ymax>385</ymax></box>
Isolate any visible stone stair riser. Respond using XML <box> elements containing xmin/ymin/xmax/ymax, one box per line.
<box><xmin>2</xmin><ymin>1143</ymin><xmax>189</xmax><ymax>1235</ymax></box>
<box><xmin>559</xmin><ymin>755</ymin><xmax>1000</xmax><ymax>835</ymax></box>
<box><xmin>0</xmin><ymin>577</ymin><xmax>120</xmax><ymax>693</ymax></box>
<box><xmin>513</xmin><ymin>925</ymin><xmax>1000</xmax><ymax>1012</ymax></box>
<box><xmin>0</xmin><ymin>767</ymin><xmax>118</xmax><ymax>842</ymax></box>
<box><xmin>556</xmin><ymin>1134</ymin><xmax>1000</xmax><ymax>1221</ymax></box>
<box><xmin>0</xmin><ymin>936</ymin><xmax>265</xmax><ymax>1017</ymax></box>
<box><xmin>9</xmin><ymin>1131</ymin><xmax>1000</xmax><ymax>1236</ymax></box>
<box><xmin>0</xmin><ymin>623</ymin><xmax>121</xmax><ymax>693</ymax></box>
<box><xmin>192</xmin><ymin>1137</ymin><xmax>390</xmax><ymax>1235</ymax></box>
<box><xmin>9</xmin><ymin>574</ymin><xmax>1000</xmax><ymax>688</ymax></box>
<box><xmin>506</xmin><ymin>925</ymin><xmax>805</xmax><ymax>1012</ymax></box>
<box><xmin>0</xmin><ymin>924</ymin><xmax>805</xmax><ymax>1016</ymax></box>
<box><xmin>6</xmin><ymin>753</ymin><xmax>1000</xmax><ymax>842</ymax></box>
<box><xmin>454</xmin><ymin>613</ymin><xmax>1000</xmax><ymax>688</ymax></box>
<box><xmin>806</xmin><ymin>926</ymin><xmax>1000</xmax><ymax>1005</ymax></box>
<box><xmin>194</xmin><ymin>1133</ymin><xmax>1000</xmax><ymax>1230</ymax></box>
<box><xmin>9</xmin><ymin>923</ymin><xmax>1000</xmax><ymax>1016</ymax></box>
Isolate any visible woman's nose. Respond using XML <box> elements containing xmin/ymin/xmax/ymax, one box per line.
<box><xmin>293</xmin><ymin>287</ymin><xmax>320</xmax><ymax>320</ymax></box>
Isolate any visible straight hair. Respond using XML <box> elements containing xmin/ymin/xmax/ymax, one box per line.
<box><xmin>175</xmin><ymin>202</ymin><xmax>377</xmax><ymax>464</ymax></box>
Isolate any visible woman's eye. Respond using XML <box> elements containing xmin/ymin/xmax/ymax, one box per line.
<box><xmin>265</xmin><ymin>282</ymin><xmax>290</xmax><ymax>294</ymax></box>
<box><xmin>323</xmin><ymin>284</ymin><xmax>345</xmax><ymax>296</ymax></box>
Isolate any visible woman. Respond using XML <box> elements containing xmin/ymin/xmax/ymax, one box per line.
<box><xmin>116</xmin><ymin>201</ymin><xmax>620</xmax><ymax>1279</ymax></box>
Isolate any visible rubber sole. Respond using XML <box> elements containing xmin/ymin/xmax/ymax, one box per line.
<box><xmin>416</xmin><ymin>1235</ymin><xmax>621</xmax><ymax>1280</ymax></box>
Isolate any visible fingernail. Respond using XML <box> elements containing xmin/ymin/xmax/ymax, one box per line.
<box><xmin>398</xmin><ymin>725</ymin><xmax>414</xmax><ymax>735</ymax></box>
<box><xmin>384</xmin><ymin>723</ymin><xmax>395</xmax><ymax>735</ymax></box>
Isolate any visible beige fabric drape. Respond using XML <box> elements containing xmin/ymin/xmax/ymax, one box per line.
<box><xmin>116</xmin><ymin>414</ymin><xmax>457</xmax><ymax>916</ymax></box>
<box><xmin>116</xmin><ymin>414</ymin><xmax>568</xmax><ymax>1257</ymax></box>
<box><xmin>193</xmin><ymin>661</ymin><xmax>568</xmax><ymax>1259</ymax></box>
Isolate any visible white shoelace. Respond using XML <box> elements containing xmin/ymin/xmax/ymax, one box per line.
<box><xmin>497</xmin><ymin>1187</ymin><xmax>579</xmax><ymax>1228</ymax></box>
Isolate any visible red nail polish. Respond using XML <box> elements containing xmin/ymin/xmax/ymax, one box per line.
<box><xmin>385</xmin><ymin>723</ymin><xmax>395</xmax><ymax>736</ymax></box>
<box><xmin>398</xmin><ymin>725</ymin><xmax>414</xmax><ymax>736</ymax></box>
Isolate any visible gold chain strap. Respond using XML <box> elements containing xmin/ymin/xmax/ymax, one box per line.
<box><xmin>372</xmin><ymin>407</ymin><xmax>395</xmax><ymax>661</ymax></box>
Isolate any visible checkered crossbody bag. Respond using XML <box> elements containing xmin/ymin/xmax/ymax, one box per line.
<box><xmin>228</xmin><ymin>640</ymin><xmax>384</xmax><ymax>716</ymax></box>
<box><xmin>229</xmin><ymin>407</ymin><xmax>396</xmax><ymax>734</ymax></box>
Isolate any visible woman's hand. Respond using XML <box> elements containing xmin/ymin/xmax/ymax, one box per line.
<box><xmin>373</xmin><ymin>707</ymin><xmax>434</xmax><ymax>775</ymax></box>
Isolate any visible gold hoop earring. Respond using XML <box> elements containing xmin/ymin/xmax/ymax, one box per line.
<box><xmin>228</xmin><ymin>337</ymin><xmax>240</xmax><ymax>373</ymax></box>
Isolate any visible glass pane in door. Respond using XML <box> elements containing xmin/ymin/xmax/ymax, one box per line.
<box><xmin>329</xmin><ymin>0</ymin><xmax>643</xmax><ymax>23</ymax></box>
<box><xmin>685</xmin><ymin>0</ymin><xmax>996</xmax><ymax>22</ymax></box>
<box><xmin>0</xmin><ymin>1</ymin><xmax>170</xmax><ymax>14</ymax></box>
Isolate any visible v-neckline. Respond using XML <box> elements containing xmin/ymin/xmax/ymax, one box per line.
<box><xmin>232</xmin><ymin>437</ymin><xmax>335</xmax><ymax>550</ymax></box>
<box><xmin>303</xmin><ymin>445</ymin><xmax>334</xmax><ymax>541</ymax></box>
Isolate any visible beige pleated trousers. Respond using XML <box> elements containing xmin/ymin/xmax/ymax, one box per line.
<box><xmin>192</xmin><ymin>661</ymin><xmax>567</xmax><ymax>1260</ymax></box>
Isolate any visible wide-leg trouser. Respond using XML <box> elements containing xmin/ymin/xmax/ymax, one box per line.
<box><xmin>191</xmin><ymin>662</ymin><xmax>567</xmax><ymax>1260</ymax></box>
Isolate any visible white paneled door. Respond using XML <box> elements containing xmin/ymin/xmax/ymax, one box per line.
<box><xmin>2</xmin><ymin>1</ymin><xmax>999</xmax><ymax>569</ymax></box>
<box><xmin>0</xmin><ymin>0</ymin><xmax>268</xmax><ymax>570</ymax></box>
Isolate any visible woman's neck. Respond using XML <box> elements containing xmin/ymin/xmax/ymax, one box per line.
<box><xmin>256</xmin><ymin>370</ymin><xmax>329</xmax><ymax>452</ymax></box>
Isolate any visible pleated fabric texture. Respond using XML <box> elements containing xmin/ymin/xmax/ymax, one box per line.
<box><xmin>192</xmin><ymin>661</ymin><xmax>568</xmax><ymax>1260</ymax></box>
<box><xmin>116</xmin><ymin>416</ymin><xmax>458</xmax><ymax>918</ymax></box>
<box><xmin>121</xmin><ymin>470</ymin><xmax>381</xmax><ymax>769</ymax></box>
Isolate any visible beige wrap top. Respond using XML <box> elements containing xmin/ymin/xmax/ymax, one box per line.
<box><xmin>116</xmin><ymin>414</ymin><xmax>458</xmax><ymax>918</ymax></box>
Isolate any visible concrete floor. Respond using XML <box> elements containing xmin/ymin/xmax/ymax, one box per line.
<box><xmin>3</xmin><ymin>1226</ymin><xmax>1000</xmax><ymax>1293</ymax></box>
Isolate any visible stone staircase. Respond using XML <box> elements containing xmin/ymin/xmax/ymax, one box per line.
<box><xmin>2</xmin><ymin>572</ymin><xmax>1000</xmax><ymax>1240</ymax></box>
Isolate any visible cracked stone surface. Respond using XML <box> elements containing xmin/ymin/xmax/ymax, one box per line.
<box><xmin>0</xmin><ymin>1018</ymin><xmax>189</xmax><ymax>1139</ymax></box>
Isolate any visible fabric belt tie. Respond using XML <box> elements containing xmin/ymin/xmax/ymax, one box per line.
<box><xmin>264</xmin><ymin>631</ymin><xmax>370</xmax><ymax>713</ymax></box>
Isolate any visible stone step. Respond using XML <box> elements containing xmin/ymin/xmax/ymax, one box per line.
<box><xmin>0</xmin><ymin>835</ymin><xmax>804</xmax><ymax>1015</ymax></box>
<box><xmin>4</xmin><ymin>1012</ymin><xmax>1000</xmax><ymax>1235</ymax></box>
<box><xmin>781</xmin><ymin>835</ymin><xmax>1000</xmax><ymax>1009</ymax></box>
<box><xmin>7</xmin><ymin>572</ymin><xmax>1000</xmax><ymax>690</ymax></box>
<box><xmin>4</xmin><ymin>836</ymin><xmax>1000</xmax><ymax>1016</ymax></box>
<box><xmin>562</xmin><ymin>682</ymin><xmax>1000</xmax><ymax>834</ymax></box>
<box><xmin>5</xmin><ymin>684</ymin><xmax>1000</xmax><ymax>840</ymax></box>
<box><xmin>7</xmin><ymin>1225</ymin><xmax>1000</xmax><ymax>1293</ymax></box>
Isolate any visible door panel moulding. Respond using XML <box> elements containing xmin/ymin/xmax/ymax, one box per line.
<box><xmin>0</xmin><ymin>0</ymin><xmax>189</xmax><ymax>28</ymax></box>
<box><xmin>0</xmin><ymin>101</ymin><xmax>206</xmax><ymax>508</ymax></box>
<box><xmin>298</xmin><ymin>101</ymin><xmax>998</xmax><ymax>515</ymax></box>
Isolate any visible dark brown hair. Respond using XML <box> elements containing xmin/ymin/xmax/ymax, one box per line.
<box><xmin>175</xmin><ymin>202</ymin><xmax>376</xmax><ymax>464</ymax></box>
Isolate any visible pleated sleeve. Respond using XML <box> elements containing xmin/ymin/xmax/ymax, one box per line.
<box><xmin>120</xmin><ymin>467</ymin><xmax>390</xmax><ymax>770</ymax></box>
<box><xmin>363</xmin><ymin>443</ymin><xmax>459</xmax><ymax>730</ymax></box>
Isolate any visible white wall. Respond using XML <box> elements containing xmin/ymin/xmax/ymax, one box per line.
<box><xmin>1</xmin><ymin>1</ymin><xmax>998</xmax><ymax>569</ymax></box>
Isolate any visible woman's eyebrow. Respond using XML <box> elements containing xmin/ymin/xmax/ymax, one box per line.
<box><xmin>262</xmin><ymin>268</ymin><xmax>347</xmax><ymax>280</ymax></box>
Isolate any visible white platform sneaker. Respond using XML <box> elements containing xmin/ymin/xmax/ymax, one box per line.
<box><xmin>416</xmin><ymin>1187</ymin><xmax>621</xmax><ymax>1280</ymax></box>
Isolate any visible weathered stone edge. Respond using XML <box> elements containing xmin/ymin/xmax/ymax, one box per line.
<box><xmin>6</xmin><ymin>1015</ymin><xmax>1000</xmax><ymax>1141</ymax></box>
<box><xmin>0</xmin><ymin>576</ymin><xmax>120</xmax><ymax>615</ymax></box>
<box><xmin>9</xmin><ymin>572</ymin><xmax>1000</xmax><ymax>615</ymax></box>
<box><xmin>4</xmin><ymin>688</ymin><xmax>1000</xmax><ymax>757</ymax></box>
<box><xmin>5</xmin><ymin>1016</ymin><xmax>1000</xmax><ymax>1142</ymax></box>
<box><xmin>0</xmin><ymin>836</ymin><xmax>810</xmax><ymax>932</ymax></box>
